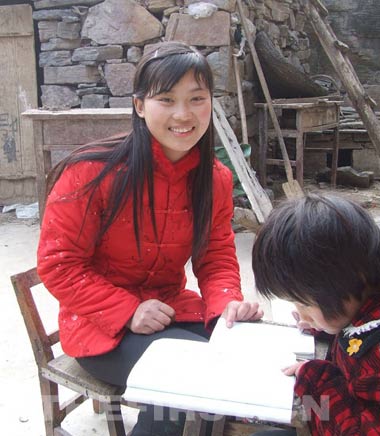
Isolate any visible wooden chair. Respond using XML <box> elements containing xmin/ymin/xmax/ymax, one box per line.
<box><xmin>11</xmin><ymin>267</ymin><xmax>128</xmax><ymax>436</ymax></box>
<box><xmin>11</xmin><ymin>266</ymin><xmax>217</xmax><ymax>436</ymax></box>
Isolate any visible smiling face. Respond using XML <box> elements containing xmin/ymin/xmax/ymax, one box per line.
<box><xmin>134</xmin><ymin>70</ymin><xmax>212</xmax><ymax>162</ymax></box>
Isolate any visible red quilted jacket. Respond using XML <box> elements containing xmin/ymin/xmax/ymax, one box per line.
<box><xmin>295</xmin><ymin>294</ymin><xmax>380</xmax><ymax>435</ymax></box>
<box><xmin>37</xmin><ymin>139</ymin><xmax>243</xmax><ymax>357</ymax></box>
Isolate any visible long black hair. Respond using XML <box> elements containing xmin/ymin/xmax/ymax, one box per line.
<box><xmin>252</xmin><ymin>193</ymin><xmax>380</xmax><ymax>319</ymax></box>
<box><xmin>46</xmin><ymin>41</ymin><xmax>215</xmax><ymax>259</ymax></box>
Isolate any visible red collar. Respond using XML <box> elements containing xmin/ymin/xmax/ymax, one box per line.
<box><xmin>151</xmin><ymin>137</ymin><xmax>200</xmax><ymax>183</ymax></box>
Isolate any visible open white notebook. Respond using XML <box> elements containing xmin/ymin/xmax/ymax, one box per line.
<box><xmin>124</xmin><ymin>319</ymin><xmax>314</xmax><ymax>424</ymax></box>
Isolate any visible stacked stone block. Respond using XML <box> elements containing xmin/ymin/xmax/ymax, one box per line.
<box><xmin>32</xmin><ymin>0</ymin><xmax>311</xmax><ymax>143</ymax></box>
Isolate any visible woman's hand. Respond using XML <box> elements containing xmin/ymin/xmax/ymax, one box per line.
<box><xmin>127</xmin><ymin>299</ymin><xmax>175</xmax><ymax>334</ymax></box>
<box><xmin>221</xmin><ymin>300</ymin><xmax>264</xmax><ymax>328</ymax></box>
<box><xmin>282</xmin><ymin>361</ymin><xmax>308</xmax><ymax>378</ymax></box>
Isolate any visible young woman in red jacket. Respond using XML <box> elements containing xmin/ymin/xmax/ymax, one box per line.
<box><xmin>37</xmin><ymin>41</ymin><xmax>263</xmax><ymax>435</ymax></box>
<box><xmin>251</xmin><ymin>193</ymin><xmax>380</xmax><ymax>436</ymax></box>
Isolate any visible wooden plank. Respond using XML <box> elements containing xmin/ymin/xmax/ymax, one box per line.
<box><xmin>0</xmin><ymin>4</ymin><xmax>38</xmax><ymax>203</ymax></box>
<box><xmin>274</xmin><ymin>96</ymin><xmax>341</xmax><ymax>104</ymax></box>
<box><xmin>46</xmin><ymin>354</ymin><xmax>121</xmax><ymax>396</ymax></box>
<box><xmin>340</xmin><ymin>129</ymin><xmax>367</xmax><ymax>134</ymax></box>
<box><xmin>213</xmin><ymin>100</ymin><xmax>273</xmax><ymax>223</ymax></box>
<box><xmin>298</xmin><ymin>106</ymin><xmax>338</xmax><ymax>129</ymax></box>
<box><xmin>0</xmin><ymin>4</ymin><xmax>34</xmax><ymax>36</ymax></box>
<box><xmin>274</xmin><ymin>102</ymin><xmax>337</xmax><ymax>109</ymax></box>
<box><xmin>0</xmin><ymin>38</ymin><xmax>23</xmax><ymax>177</ymax></box>
<box><xmin>268</xmin><ymin>124</ymin><xmax>340</xmax><ymax>137</ymax></box>
<box><xmin>266</xmin><ymin>158</ymin><xmax>296</xmax><ymax>166</ymax></box>
<box><xmin>0</xmin><ymin>173</ymin><xmax>36</xmax><ymax>180</ymax></box>
<box><xmin>42</xmin><ymin>119</ymin><xmax>130</xmax><ymax>145</ymax></box>
<box><xmin>254</xmin><ymin>100</ymin><xmax>341</xmax><ymax>109</ymax></box>
<box><xmin>305</xmin><ymin>147</ymin><xmax>335</xmax><ymax>151</ymax></box>
<box><xmin>23</xmin><ymin>108</ymin><xmax>133</xmax><ymax>120</ymax></box>
<box><xmin>267</xmin><ymin>129</ymin><xmax>301</xmax><ymax>138</ymax></box>
<box><xmin>32</xmin><ymin>120</ymin><xmax>47</xmax><ymax>218</ymax></box>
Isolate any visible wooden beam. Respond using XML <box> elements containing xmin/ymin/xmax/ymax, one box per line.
<box><xmin>301</xmin><ymin>0</ymin><xmax>380</xmax><ymax>157</ymax></box>
<box><xmin>232</xmin><ymin>55</ymin><xmax>248</xmax><ymax>145</ymax></box>
<box><xmin>213</xmin><ymin>100</ymin><xmax>273</xmax><ymax>223</ymax></box>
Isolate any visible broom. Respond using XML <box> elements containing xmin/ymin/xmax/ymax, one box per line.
<box><xmin>236</xmin><ymin>0</ymin><xmax>304</xmax><ymax>199</ymax></box>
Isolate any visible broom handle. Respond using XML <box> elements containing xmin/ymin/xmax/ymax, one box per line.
<box><xmin>232</xmin><ymin>55</ymin><xmax>249</xmax><ymax>145</ymax></box>
<box><xmin>236</xmin><ymin>0</ymin><xmax>295</xmax><ymax>183</ymax></box>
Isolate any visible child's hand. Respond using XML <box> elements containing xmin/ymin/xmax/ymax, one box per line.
<box><xmin>282</xmin><ymin>361</ymin><xmax>308</xmax><ymax>378</ymax></box>
<box><xmin>222</xmin><ymin>300</ymin><xmax>264</xmax><ymax>328</ymax></box>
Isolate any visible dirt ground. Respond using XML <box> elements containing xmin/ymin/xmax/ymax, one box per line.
<box><xmin>2</xmin><ymin>179</ymin><xmax>380</xmax><ymax>435</ymax></box>
<box><xmin>281</xmin><ymin>179</ymin><xmax>380</xmax><ymax>223</ymax></box>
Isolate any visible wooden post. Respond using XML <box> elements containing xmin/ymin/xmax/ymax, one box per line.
<box><xmin>330</xmin><ymin>104</ymin><xmax>340</xmax><ymax>187</ymax></box>
<box><xmin>183</xmin><ymin>411</ymin><xmax>206</xmax><ymax>436</ymax></box>
<box><xmin>257</xmin><ymin>106</ymin><xmax>268</xmax><ymax>188</ymax></box>
<box><xmin>302</xmin><ymin>0</ymin><xmax>380</xmax><ymax>156</ymax></box>
<box><xmin>232</xmin><ymin>55</ymin><xmax>249</xmax><ymax>145</ymax></box>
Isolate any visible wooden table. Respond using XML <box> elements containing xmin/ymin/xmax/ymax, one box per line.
<box><xmin>254</xmin><ymin>97</ymin><xmax>341</xmax><ymax>188</ymax></box>
<box><xmin>22</xmin><ymin>108</ymin><xmax>132</xmax><ymax>218</ymax></box>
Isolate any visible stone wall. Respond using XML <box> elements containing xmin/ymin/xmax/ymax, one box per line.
<box><xmin>32</xmin><ymin>0</ymin><xmax>312</xmax><ymax>144</ymax></box>
<box><xmin>303</xmin><ymin>0</ymin><xmax>380</xmax><ymax>178</ymax></box>
<box><xmin>308</xmin><ymin>0</ymin><xmax>380</xmax><ymax>106</ymax></box>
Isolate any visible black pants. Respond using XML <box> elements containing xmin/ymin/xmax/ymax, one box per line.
<box><xmin>77</xmin><ymin>322</ymin><xmax>212</xmax><ymax>436</ymax></box>
<box><xmin>76</xmin><ymin>321</ymin><xmax>211</xmax><ymax>387</ymax></box>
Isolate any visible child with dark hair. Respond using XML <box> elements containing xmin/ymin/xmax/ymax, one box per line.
<box><xmin>37</xmin><ymin>41</ymin><xmax>263</xmax><ymax>435</ymax></box>
<box><xmin>251</xmin><ymin>193</ymin><xmax>380</xmax><ymax>436</ymax></box>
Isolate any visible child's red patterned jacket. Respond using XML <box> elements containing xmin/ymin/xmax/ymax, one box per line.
<box><xmin>295</xmin><ymin>294</ymin><xmax>380</xmax><ymax>435</ymax></box>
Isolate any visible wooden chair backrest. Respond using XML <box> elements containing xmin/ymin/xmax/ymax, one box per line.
<box><xmin>11</xmin><ymin>267</ymin><xmax>59</xmax><ymax>367</ymax></box>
